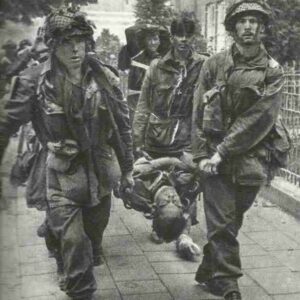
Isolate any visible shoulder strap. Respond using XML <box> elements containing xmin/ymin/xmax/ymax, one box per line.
<box><xmin>131</xmin><ymin>60</ymin><xmax>149</xmax><ymax>71</ymax></box>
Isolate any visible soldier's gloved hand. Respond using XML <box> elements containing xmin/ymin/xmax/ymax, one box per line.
<box><xmin>176</xmin><ymin>234</ymin><xmax>201</xmax><ymax>260</ymax></box>
<box><xmin>209</xmin><ymin>152</ymin><xmax>222</xmax><ymax>174</ymax></box>
<box><xmin>120</xmin><ymin>171</ymin><xmax>134</xmax><ymax>194</ymax></box>
<box><xmin>198</xmin><ymin>158</ymin><xmax>212</xmax><ymax>174</ymax></box>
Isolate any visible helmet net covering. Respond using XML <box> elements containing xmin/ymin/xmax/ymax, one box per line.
<box><xmin>43</xmin><ymin>7</ymin><xmax>95</xmax><ymax>46</ymax></box>
<box><xmin>224</xmin><ymin>1</ymin><xmax>272</xmax><ymax>32</ymax></box>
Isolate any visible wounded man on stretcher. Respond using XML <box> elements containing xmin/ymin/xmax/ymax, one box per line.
<box><xmin>116</xmin><ymin>152</ymin><xmax>202</xmax><ymax>260</ymax></box>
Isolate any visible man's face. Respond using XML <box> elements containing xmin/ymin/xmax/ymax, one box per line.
<box><xmin>234</xmin><ymin>14</ymin><xmax>263</xmax><ymax>45</ymax></box>
<box><xmin>145</xmin><ymin>33</ymin><xmax>160</xmax><ymax>53</ymax></box>
<box><xmin>54</xmin><ymin>35</ymin><xmax>86</xmax><ymax>69</ymax></box>
<box><xmin>155</xmin><ymin>186</ymin><xmax>183</xmax><ymax>216</ymax></box>
<box><xmin>172</xmin><ymin>34</ymin><xmax>194</xmax><ymax>59</ymax></box>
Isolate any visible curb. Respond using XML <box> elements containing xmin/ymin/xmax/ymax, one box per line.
<box><xmin>259</xmin><ymin>176</ymin><xmax>300</xmax><ymax>219</ymax></box>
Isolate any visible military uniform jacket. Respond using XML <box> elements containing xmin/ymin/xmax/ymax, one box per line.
<box><xmin>128</xmin><ymin>49</ymin><xmax>160</xmax><ymax>92</ymax></box>
<box><xmin>133</xmin><ymin>49</ymin><xmax>207</xmax><ymax>155</ymax></box>
<box><xmin>0</xmin><ymin>56</ymin><xmax>133</xmax><ymax>208</ymax></box>
<box><xmin>192</xmin><ymin>44</ymin><xmax>290</xmax><ymax>185</ymax></box>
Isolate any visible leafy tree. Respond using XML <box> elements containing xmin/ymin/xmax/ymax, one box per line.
<box><xmin>264</xmin><ymin>0</ymin><xmax>300</xmax><ymax>65</ymax></box>
<box><xmin>134</xmin><ymin>0</ymin><xmax>175</xmax><ymax>27</ymax></box>
<box><xmin>0</xmin><ymin>0</ymin><xmax>97</xmax><ymax>26</ymax></box>
<box><xmin>95</xmin><ymin>29</ymin><xmax>121</xmax><ymax>67</ymax></box>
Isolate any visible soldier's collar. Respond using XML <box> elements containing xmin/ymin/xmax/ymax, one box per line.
<box><xmin>159</xmin><ymin>48</ymin><xmax>197</xmax><ymax>72</ymax></box>
<box><xmin>232</xmin><ymin>43</ymin><xmax>266</xmax><ymax>59</ymax></box>
<box><xmin>230</xmin><ymin>43</ymin><xmax>269</xmax><ymax>68</ymax></box>
<box><xmin>41</xmin><ymin>56</ymin><xmax>52</xmax><ymax>75</ymax></box>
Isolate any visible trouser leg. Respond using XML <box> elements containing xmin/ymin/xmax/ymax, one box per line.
<box><xmin>235</xmin><ymin>185</ymin><xmax>260</xmax><ymax>230</ymax></box>
<box><xmin>48</xmin><ymin>205</ymin><xmax>96</xmax><ymax>299</ymax></box>
<box><xmin>196</xmin><ymin>175</ymin><xmax>259</xmax><ymax>296</ymax></box>
<box><xmin>36</xmin><ymin>212</ymin><xmax>60</xmax><ymax>258</ymax></box>
<box><xmin>83</xmin><ymin>194</ymin><xmax>111</xmax><ymax>259</ymax></box>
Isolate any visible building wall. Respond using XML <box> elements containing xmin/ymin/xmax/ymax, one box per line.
<box><xmin>82</xmin><ymin>0</ymin><xmax>137</xmax><ymax>43</ymax></box>
<box><xmin>90</xmin><ymin>0</ymin><xmax>136</xmax><ymax>12</ymax></box>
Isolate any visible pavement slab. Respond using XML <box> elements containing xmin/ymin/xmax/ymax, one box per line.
<box><xmin>270</xmin><ymin>249</ymin><xmax>300</xmax><ymax>271</ymax></box>
<box><xmin>240</xmin><ymin>244</ymin><xmax>268</xmax><ymax>256</ymax></box>
<box><xmin>106</xmin><ymin>255</ymin><xmax>158</xmax><ymax>281</ymax></box>
<box><xmin>159</xmin><ymin>273</ymin><xmax>222</xmax><ymax>299</ymax></box>
<box><xmin>144</xmin><ymin>250</ymin><xmax>182</xmax><ymax>262</ymax></box>
<box><xmin>239</xmin><ymin>286</ymin><xmax>272</xmax><ymax>300</ymax></box>
<box><xmin>241</xmin><ymin>254</ymin><xmax>284</xmax><ymax>269</ymax></box>
<box><xmin>122</xmin><ymin>293</ymin><xmax>173</xmax><ymax>300</ymax></box>
<box><xmin>246</xmin><ymin>266</ymin><xmax>300</xmax><ymax>294</ymax></box>
<box><xmin>102</xmin><ymin>235</ymin><xmax>144</xmax><ymax>256</ymax></box>
<box><xmin>241</xmin><ymin>215</ymin><xmax>277</xmax><ymax>232</ymax></box>
<box><xmin>94</xmin><ymin>264</ymin><xmax>117</xmax><ymax>290</ymax></box>
<box><xmin>273</xmin><ymin>294</ymin><xmax>300</xmax><ymax>300</ymax></box>
<box><xmin>116</xmin><ymin>279</ymin><xmax>168</xmax><ymax>295</ymax></box>
<box><xmin>132</xmin><ymin>233</ymin><xmax>176</xmax><ymax>252</ymax></box>
<box><xmin>236</xmin><ymin>232</ymin><xmax>256</xmax><ymax>245</ymax></box>
<box><xmin>19</xmin><ymin>244</ymin><xmax>50</xmax><ymax>264</ymax></box>
<box><xmin>151</xmin><ymin>260</ymin><xmax>199</xmax><ymax>274</ymax></box>
<box><xmin>21</xmin><ymin>272</ymin><xmax>60</xmax><ymax>298</ymax></box>
<box><xmin>93</xmin><ymin>288</ymin><xmax>122</xmax><ymax>300</ymax></box>
<box><xmin>246</xmin><ymin>231</ymin><xmax>300</xmax><ymax>251</ymax></box>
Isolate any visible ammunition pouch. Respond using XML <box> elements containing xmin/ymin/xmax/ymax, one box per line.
<box><xmin>264</xmin><ymin>117</ymin><xmax>292</xmax><ymax>169</ymax></box>
<box><xmin>202</xmin><ymin>85</ymin><xmax>226</xmax><ymax>136</ymax></box>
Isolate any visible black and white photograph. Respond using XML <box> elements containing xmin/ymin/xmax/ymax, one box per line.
<box><xmin>0</xmin><ymin>1</ymin><xmax>299</xmax><ymax>299</ymax></box>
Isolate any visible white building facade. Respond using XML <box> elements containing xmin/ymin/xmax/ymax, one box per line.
<box><xmin>82</xmin><ymin>0</ymin><xmax>137</xmax><ymax>43</ymax></box>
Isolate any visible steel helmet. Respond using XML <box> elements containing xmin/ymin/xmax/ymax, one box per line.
<box><xmin>224</xmin><ymin>0</ymin><xmax>272</xmax><ymax>32</ymax></box>
<box><xmin>43</xmin><ymin>6</ymin><xmax>95</xmax><ymax>46</ymax></box>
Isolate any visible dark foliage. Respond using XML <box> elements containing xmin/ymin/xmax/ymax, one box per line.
<box><xmin>134</xmin><ymin>0</ymin><xmax>175</xmax><ymax>27</ymax></box>
<box><xmin>0</xmin><ymin>0</ymin><xmax>97</xmax><ymax>26</ymax></box>
<box><xmin>95</xmin><ymin>28</ymin><xmax>121</xmax><ymax>67</ymax></box>
<box><xmin>264</xmin><ymin>0</ymin><xmax>300</xmax><ymax>65</ymax></box>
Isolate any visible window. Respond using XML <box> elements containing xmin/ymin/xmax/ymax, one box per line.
<box><xmin>205</xmin><ymin>2</ymin><xmax>216</xmax><ymax>53</ymax></box>
<box><xmin>205</xmin><ymin>0</ymin><xmax>231</xmax><ymax>53</ymax></box>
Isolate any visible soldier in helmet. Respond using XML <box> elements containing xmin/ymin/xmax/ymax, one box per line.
<box><xmin>127</xmin><ymin>24</ymin><xmax>162</xmax><ymax>124</ymax></box>
<box><xmin>0</xmin><ymin>6</ymin><xmax>134</xmax><ymax>300</ymax></box>
<box><xmin>192</xmin><ymin>1</ymin><xmax>290</xmax><ymax>299</ymax></box>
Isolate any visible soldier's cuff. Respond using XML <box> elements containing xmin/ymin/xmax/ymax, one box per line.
<box><xmin>192</xmin><ymin>152</ymin><xmax>209</xmax><ymax>163</ymax></box>
<box><xmin>0</xmin><ymin>134</ymin><xmax>9</xmax><ymax>163</ymax></box>
<box><xmin>217</xmin><ymin>144</ymin><xmax>228</xmax><ymax>159</ymax></box>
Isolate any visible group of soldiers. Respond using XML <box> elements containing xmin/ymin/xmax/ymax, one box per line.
<box><xmin>0</xmin><ymin>1</ymin><xmax>291</xmax><ymax>300</ymax></box>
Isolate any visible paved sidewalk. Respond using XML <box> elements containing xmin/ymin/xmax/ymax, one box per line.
<box><xmin>1</xmin><ymin>142</ymin><xmax>300</xmax><ymax>300</ymax></box>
